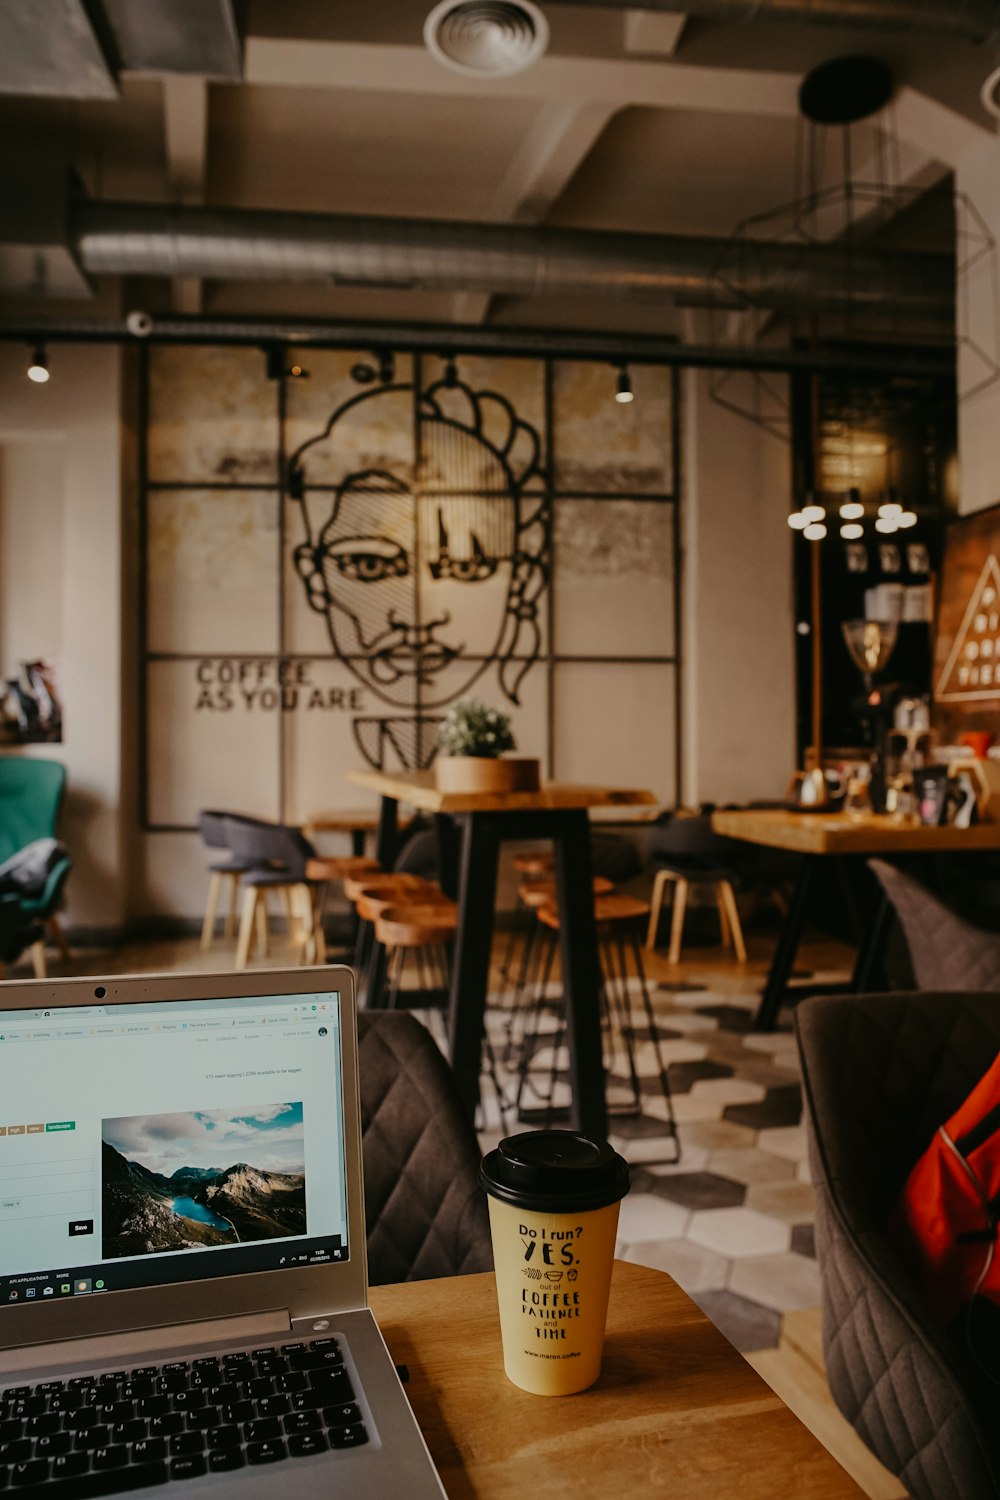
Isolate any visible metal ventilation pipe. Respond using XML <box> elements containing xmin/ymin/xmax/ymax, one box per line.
<box><xmin>71</xmin><ymin>201</ymin><xmax>953</xmax><ymax>319</ymax></box>
<box><xmin>543</xmin><ymin>0</ymin><xmax>1000</xmax><ymax>42</ymax></box>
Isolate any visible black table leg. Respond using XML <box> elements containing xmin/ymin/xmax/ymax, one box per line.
<box><xmin>375</xmin><ymin>796</ymin><xmax>400</xmax><ymax>870</ymax></box>
<box><xmin>351</xmin><ymin>829</ymin><xmax>365</xmax><ymax>859</ymax></box>
<box><xmin>553</xmin><ymin>810</ymin><xmax>607</xmax><ymax>1140</ymax></box>
<box><xmin>851</xmin><ymin>890</ymin><xmax>892</xmax><ymax>993</ymax></box>
<box><xmin>447</xmin><ymin>814</ymin><xmax>501</xmax><ymax>1123</ymax></box>
<box><xmin>753</xmin><ymin>854</ymin><xmax>817</xmax><ymax>1032</ymax></box>
<box><xmin>435</xmin><ymin>813</ymin><xmax>462</xmax><ymax>900</ymax></box>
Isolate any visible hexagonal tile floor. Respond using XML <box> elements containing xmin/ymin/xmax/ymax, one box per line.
<box><xmin>480</xmin><ymin>979</ymin><xmax>816</xmax><ymax>1355</ymax></box>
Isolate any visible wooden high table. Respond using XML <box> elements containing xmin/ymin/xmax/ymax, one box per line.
<box><xmin>348</xmin><ymin>769</ymin><xmax>657</xmax><ymax>1139</ymax></box>
<box><xmin>370</xmin><ymin>1261</ymin><xmax>866</xmax><ymax>1499</ymax></box>
<box><xmin>712</xmin><ymin>807</ymin><xmax>1000</xmax><ymax>1031</ymax></box>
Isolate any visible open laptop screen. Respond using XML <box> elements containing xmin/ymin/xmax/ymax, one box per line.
<box><xmin>0</xmin><ymin>991</ymin><xmax>349</xmax><ymax>1310</ymax></box>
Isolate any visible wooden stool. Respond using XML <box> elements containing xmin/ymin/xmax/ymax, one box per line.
<box><xmin>304</xmin><ymin>854</ymin><xmax>381</xmax><ymax>959</ymax></box>
<box><xmin>646</xmin><ymin>870</ymin><xmax>747</xmax><ymax>966</ymax></box>
<box><xmin>500</xmin><ymin>876</ymin><xmax>616</xmax><ymax>1066</ymax></box>
<box><xmin>520</xmin><ymin>894</ymin><xmax>678</xmax><ymax>1159</ymax></box>
<box><xmin>355</xmin><ymin>883</ymin><xmax>448</xmax><ymax>925</ymax></box>
<box><xmin>374</xmin><ymin>902</ymin><xmax>509</xmax><ymax>1129</ymax></box>
<box><xmin>349</xmin><ymin>874</ymin><xmax>442</xmax><ymax>1005</ymax></box>
<box><xmin>519</xmin><ymin>875</ymin><xmax>614</xmax><ymax>910</ymax></box>
<box><xmin>344</xmin><ymin>871</ymin><xmax>427</xmax><ymax>904</ymax></box>
<box><xmin>373</xmin><ymin>903</ymin><xmax>457</xmax><ymax>1016</ymax></box>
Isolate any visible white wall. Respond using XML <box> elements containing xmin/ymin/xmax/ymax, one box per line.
<box><xmin>0</xmin><ymin>344</ymin><xmax>127</xmax><ymax>931</ymax></box>
<box><xmin>957</xmin><ymin>137</ymin><xmax>1000</xmax><ymax>517</ymax></box>
<box><xmin>683</xmin><ymin>368</ymin><xmax>796</xmax><ymax>805</ymax></box>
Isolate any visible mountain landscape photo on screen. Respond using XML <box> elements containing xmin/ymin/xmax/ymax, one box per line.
<box><xmin>101</xmin><ymin>1103</ymin><xmax>306</xmax><ymax>1257</ymax></box>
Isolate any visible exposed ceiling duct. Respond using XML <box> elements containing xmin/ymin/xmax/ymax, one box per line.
<box><xmin>0</xmin><ymin>0</ymin><xmax>244</xmax><ymax>99</ymax></box>
<box><xmin>69</xmin><ymin>200</ymin><xmax>953</xmax><ymax>320</ymax></box>
<box><xmin>544</xmin><ymin>0</ymin><xmax>1000</xmax><ymax>42</ymax></box>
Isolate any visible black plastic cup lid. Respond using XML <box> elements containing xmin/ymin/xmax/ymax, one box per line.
<box><xmin>479</xmin><ymin>1130</ymin><xmax>629</xmax><ymax>1214</ymax></box>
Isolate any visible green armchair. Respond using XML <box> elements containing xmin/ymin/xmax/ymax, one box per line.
<box><xmin>0</xmin><ymin>758</ymin><xmax>72</xmax><ymax>969</ymax></box>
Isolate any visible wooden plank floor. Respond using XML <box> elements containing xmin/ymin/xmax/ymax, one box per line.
<box><xmin>748</xmin><ymin>1310</ymin><xmax>908</xmax><ymax>1500</ymax></box>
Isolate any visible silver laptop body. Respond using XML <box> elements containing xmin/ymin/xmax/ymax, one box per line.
<box><xmin>0</xmin><ymin>967</ymin><xmax>446</xmax><ymax>1498</ymax></box>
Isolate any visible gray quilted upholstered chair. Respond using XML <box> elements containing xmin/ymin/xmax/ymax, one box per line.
<box><xmin>796</xmin><ymin>992</ymin><xmax>1000</xmax><ymax>1500</ymax></box>
<box><xmin>870</xmin><ymin>858</ymin><xmax>1000</xmax><ymax>991</ymax></box>
<box><xmin>357</xmin><ymin>1010</ymin><xmax>493</xmax><ymax>1286</ymax></box>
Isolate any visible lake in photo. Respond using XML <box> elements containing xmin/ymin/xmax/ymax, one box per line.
<box><xmin>171</xmin><ymin>1195</ymin><xmax>233</xmax><ymax>1233</ymax></box>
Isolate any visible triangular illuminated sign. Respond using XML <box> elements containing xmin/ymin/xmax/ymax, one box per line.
<box><xmin>936</xmin><ymin>553</ymin><xmax>1000</xmax><ymax>702</ymax></box>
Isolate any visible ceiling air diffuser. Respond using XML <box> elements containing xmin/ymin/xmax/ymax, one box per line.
<box><xmin>424</xmin><ymin>0</ymin><xmax>549</xmax><ymax>77</ymax></box>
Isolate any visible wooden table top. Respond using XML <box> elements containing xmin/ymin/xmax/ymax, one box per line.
<box><xmin>348</xmin><ymin>768</ymin><xmax>658</xmax><ymax>815</ymax></box>
<box><xmin>713</xmin><ymin>806</ymin><xmax>1000</xmax><ymax>856</ymax></box>
<box><xmin>369</xmin><ymin>1262</ymin><xmax>864</xmax><ymax>1499</ymax></box>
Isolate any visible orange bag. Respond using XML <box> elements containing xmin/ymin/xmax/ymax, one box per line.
<box><xmin>891</xmin><ymin>1052</ymin><xmax>1000</xmax><ymax>1353</ymax></box>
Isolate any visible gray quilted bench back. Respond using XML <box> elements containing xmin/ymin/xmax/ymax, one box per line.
<box><xmin>357</xmin><ymin>1010</ymin><xmax>493</xmax><ymax>1286</ymax></box>
<box><xmin>796</xmin><ymin>992</ymin><xmax>1000</xmax><ymax>1500</ymax></box>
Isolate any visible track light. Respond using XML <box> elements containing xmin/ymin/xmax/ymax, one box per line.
<box><xmin>878</xmin><ymin>486</ymin><xmax>902</xmax><ymax>519</ymax></box>
<box><xmin>897</xmin><ymin>511</ymin><xmax>918</xmax><ymax>528</ymax></box>
<box><xmin>840</xmin><ymin>487</ymin><xmax>864</xmax><ymax>521</ymax></box>
<box><xmin>801</xmin><ymin>504</ymin><xmax>825</xmax><ymax>524</ymax></box>
<box><xmin>840</xmin><ymin>523</ymin><xmax>864</xmax><ymax>540</ymax></box>
<box><xmin>787</xmin><ymin>512</ymin><xmax>808</xmax><ymax>530</ymax></box>
<box><xmin>875</xmin><ymin>516</ymin><xmax>899</xmax><ymax>534</ymax></box>
<box><xmin>614</xmin><ymin>364</ymin><xmax>634</xmax><ymax>404</ymax></box>
<box><xmin>27</xmin><ymin>346</ymin><xmax>49</xmax><ymax>384</ymax></box>
<box><xmin>804</xmin><ymin>523</ymin><xmax>827</xmax><ymax>541</ymax></box>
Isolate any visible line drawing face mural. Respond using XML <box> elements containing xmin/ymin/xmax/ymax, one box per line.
<box><xmin>289</xmin><ymin>375</ymin><xmax>549</xmax><ymax>716</ymax></box>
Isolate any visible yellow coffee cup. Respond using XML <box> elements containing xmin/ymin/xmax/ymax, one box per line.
<box><xmin>480</xmin><ymin>1130</ymin><xmax>629</xmax><ymax>1396</ymax></box>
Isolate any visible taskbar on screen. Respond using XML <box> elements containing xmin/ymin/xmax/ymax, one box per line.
<box><xmin>0</xmin><ymin>1233</ymin><xmax>346</xmax><ymax>1310</ymax></box>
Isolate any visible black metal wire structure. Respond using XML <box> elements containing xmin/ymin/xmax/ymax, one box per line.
<box><xmin>138</xmin><ymin>348</ymin><xmax>683</xmax><ymax>832</ymax></box>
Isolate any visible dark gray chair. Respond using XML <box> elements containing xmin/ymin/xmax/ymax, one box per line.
<box><xmin>796</xmin><ymin>991</ymin><xmax>1000</xmax><ymax>1500</ymax></box>
<box><xmin>870</xmin><ymin>858</ymin><xmax>1000</xmax><ymax>991</ymax></box>
<box><xmin>224</xmin><ymin>815</ymin><xmax>321</xmax><ymax>967</ymax></box>
<box><xmin>198</xmin><ymin>809</ymin><xmax>251</xmax><ymax>949</ymax></box>
<box><xmin>645</xmin><ymin>813</ymin><xmax>751</xmax><ymax>962</ymax></box>
<box><xmin>357</xmin><ymin>1010</ymin><xmax>493</xmax><ymax>1285</ymax></box>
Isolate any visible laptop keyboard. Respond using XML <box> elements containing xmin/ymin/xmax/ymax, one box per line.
<box><xmin>0</xmin><ymin>1337</ymin><xmax>369</xmax><ymax>1494</ymax></box>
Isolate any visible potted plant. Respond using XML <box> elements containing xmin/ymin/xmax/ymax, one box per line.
<box><xmin>434</xmin><ymin>699</ymin><xmax>540</xmax><ymax>794</ymax></box>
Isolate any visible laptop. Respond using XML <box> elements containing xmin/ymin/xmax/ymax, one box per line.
<box><xmin>0</xmin><ymin>967</ymin><xmax>447</xmax><ymax>1498</ymax></box>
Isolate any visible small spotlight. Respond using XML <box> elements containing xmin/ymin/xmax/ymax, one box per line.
<box><xmin>27</xmin><ymin>346</ymin><xmax>49</xmax><ymax>384</ymax></box>
<box><xmin>443</xmin><ymin>355</ymin><xmax>459</xmax><ymax>388</ymax></box>
<box><xmin>804</xmin><ymin>522</ymin><xmax>827</xmax><ymax>541</ymax></box>
<box><xmin>875</xmin><ymin>516</ymin><xmax>899</xmax><ymax>534</ymax></box>
<box><xmin>840</xmin><ymin>523</ymin><xmax>864</xmax><ymax>540</ymax></box>
<box><xmin>840</xmin><ymin>486</ymin><xmax>864</xmax><ymax>520</ymax></box>
<box><xmin>801</xmin><ymin>504</ymin><xmax>825</xmax><ymax>524</ymax></box>
<box><xmin>897</xmin><ymin>511</ymin><xmax>918</xmax><ymax>529</ymax></box>
<box><xmin>614</xmin><ymin>364</ymin><xmax>634</xmax><ymax>404</ymax></box>
<box><xmin>288</xmin><ymin>361</ymin><xmax>310</xmax><ymax>380</ymax></box>
<box><xmin>788</xmin><ymin>512</ymin><xmax>808</xmax><ymax>531</ymax></box>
